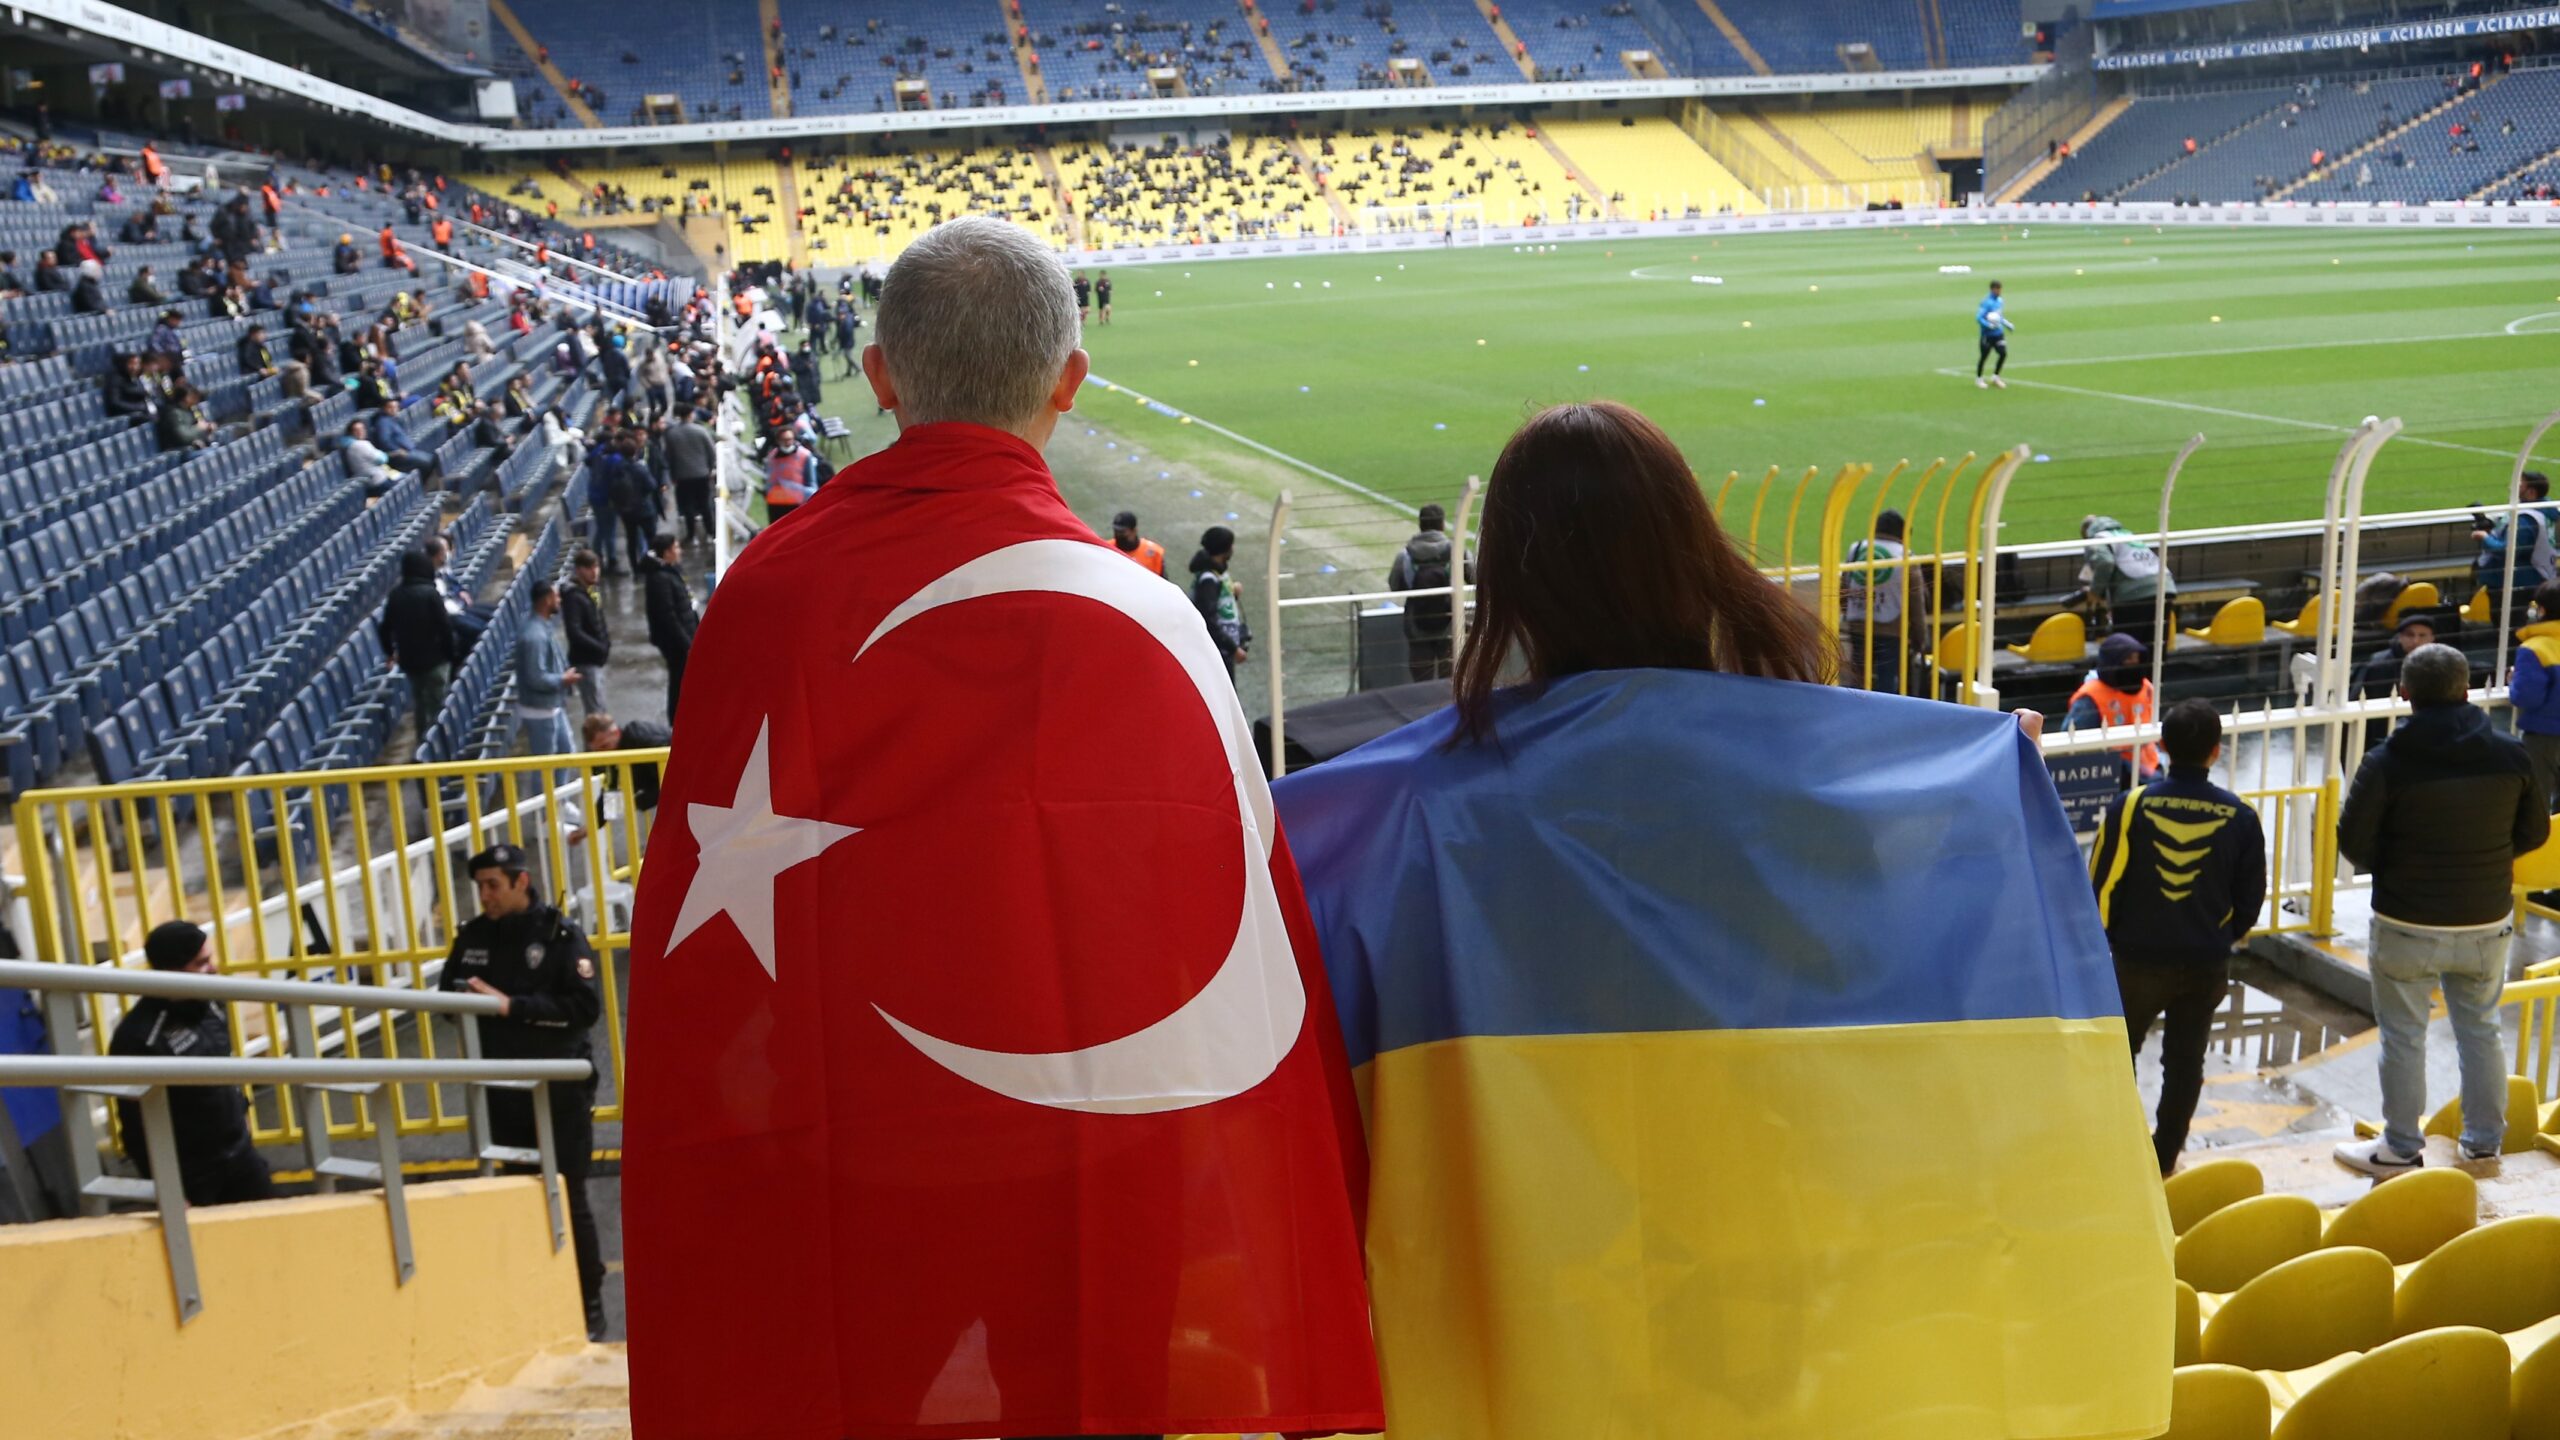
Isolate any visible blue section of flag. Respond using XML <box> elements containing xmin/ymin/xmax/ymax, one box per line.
<box><xmin>1272</xmin><ymin>670</ymin><xmax>2120</xmax><ymax>1069</ymax></box>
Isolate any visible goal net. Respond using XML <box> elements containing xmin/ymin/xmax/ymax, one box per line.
<box><xmin>1359</xmin><ymin>202</ymin><xmax>1487</xmax><ymax>247</ymax></box>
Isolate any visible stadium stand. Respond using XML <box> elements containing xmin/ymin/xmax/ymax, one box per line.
<box><xmin>1542</xmin><ymin>116</ymin><xmax>1763</xmax><ymax>216</ymax></box>
<box><xmin>2024</xmin><ymin>85</ymin><xmax>2290</xmax><ymax>202</ymax></box>
<box><xmin>1009</xmin><ymin>0</ymin><xmax>1275</xmax><ymax>102</ymax></box>
<box><xmin>507</xmin><ymin>0</ymin><xmax>775</xmax><ymax>125</ymax></box>
<box><xmin>2292</xmin><ymin>67</ymin><xmax>2560</xmax><ymax>203</ymax></box>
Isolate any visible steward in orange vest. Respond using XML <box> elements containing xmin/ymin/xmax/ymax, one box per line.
<box><xmin>2067</xmin><ymin>632</ymin><xmax>2160</xmax><ymax>777</ymax></box>
<box><xmin>1110</xmin><ymin>510</ymin><xmax>1165</xmax><ymax>577</ymax></box>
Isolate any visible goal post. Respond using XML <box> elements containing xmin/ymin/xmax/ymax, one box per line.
<box><xmin>1359</xmin><ymin>201</ymin><xmax>1487</xmax><ymax>247</ymax></box>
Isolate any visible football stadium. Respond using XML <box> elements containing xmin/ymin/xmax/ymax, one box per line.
<box><xmin>4</xmin><ymin>0</ymin><xmax>2560</xmax><ymax>1435</ymax></box>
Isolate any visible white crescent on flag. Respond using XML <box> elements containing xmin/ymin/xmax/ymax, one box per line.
<box><xmin>853</xmin><ymin>538</ymin><xmax>1308</xmax><ymax>1116</ymax></box>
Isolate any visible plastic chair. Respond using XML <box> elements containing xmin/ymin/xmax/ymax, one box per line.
<box><xmin>2162</xmin><ymin>1364</ymin><xmax>2272</xmax><ymax>1440</ymax></box>
<box><xmin>2267</xmin><ymin>1326</ymin><xmax>2509</xmax><ymax>1439</ymax></box>
<box><xmin>2177</xmin><ymin>1193</ymin><xmax>2322</xmax><ymax>1295</ymax></box>
<box><xmin>2380</xmin><ymin>581</ymin><xmax>2440</xmax><ymax>627</ymax></box>
<box><xmin>2272</xmin><ymin>593</ymin><xmax>2329</xmax><ymax>639</ymax></box>
<box><xmin>2178</xmin><ymin>1279</ymin><xmax>2203</xmax><ymax>1367</ymax></box>
<box><xmin>2167</xmin><ymin>1158</ymin><xmax>2266</xmax><ymax>1235</ymax></box>
<box><xmin>2510</xmin><ymin>1313</ymin><xmax>2560</xmax><ymax>1440</ymax></box>
<box><xmin>2202</xmin><ymin>1247</ymin><xmax>2394</xmax><ymax>1372</ymax></box>
<box><xmin>2008</xmin><ymin>610</ymin><xmax>2088</xmax><ymax>662</ymax></box>
<box><xmin>2184</xmin><ymin>596</ymin><xmax>2268</xmax><ymax>647</ymax></box>
<box><xmin>2319</xmin><ymin>1167</ymin><xmax>2474</xmax><ymax>1265</ymax></box>
<box><xmin>2461</xmin><ymin>587</ymin><xmax>2493</xmax><ymax>625</ymax></box>
<box><xmin>2393</xmin><ymin>1214</ymin><xmax>2560</xmax><ymax>1337</ymax></box>
<box><xmin>2417</xmin><ymin>1074</ymin><xmax>2545</xmax><ymax>1155</ymax></box>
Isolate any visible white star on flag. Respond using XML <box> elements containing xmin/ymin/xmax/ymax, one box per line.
<box><xmin>666</xmin><ymin>717</ymin><xmax>861</xmax><ymax>979</ymax></box>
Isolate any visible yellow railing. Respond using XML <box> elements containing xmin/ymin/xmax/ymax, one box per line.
<box><xmin>11</xmin><ymin>748</ymin><xmax>668</xmax><ymax>1147</ymax></box>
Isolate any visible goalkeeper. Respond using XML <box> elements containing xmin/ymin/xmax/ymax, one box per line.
<box><xmin>1975</xmin><ymin>280</ymin><xmax>2016</xmax><ymax>389</ymax></box>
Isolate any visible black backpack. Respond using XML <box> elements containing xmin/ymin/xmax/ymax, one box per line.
<box><xmin>1405</xmin><ymin>534</ymin><xmax>1454</xmax><ymax>625</ymax></box>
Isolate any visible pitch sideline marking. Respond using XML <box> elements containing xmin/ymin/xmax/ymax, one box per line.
<box><xmin>1993</xmin><ymin>328</ymin><xmax>2528</xmax><ymax>371</ymax></box>
<box><xmin>2505</xmin><ymin>311</ymin><xmax>2560</xmax><ymax>335</ymax></box>
<box><xmin>1085</xmin><ymin>374</ymin><xmax>1419</xmax><ymax>517</ymax></box>
<box><xmin>1935</xmin><ymin>370</ymin><xmax>2514</xmax><ymax>460</ymax></box>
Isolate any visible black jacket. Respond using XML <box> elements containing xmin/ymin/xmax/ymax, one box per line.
<box><xmin>438</xmin><ymin>901</ymin><xmax>600</xmax><ymax>1061</ymax></box>
<box><xmin>69</xmin><ymin>274</ymin><xmax>106</xmax><ymax>314</ymax></box>
<box><xmin>641</xmin><ymin>555</ymin><xmax>697</xmax><ymax>653</ymax></box>
<box><xmin>102</xmin><ymin>370</ymin><xmax>155</xmax><ymax>419</ymax></box>
<box><xmin>2088</xmin><ymin>764</ymin><xmax>2268</xmax><ymax>964</ymax></box>
<box><xmin>380</xmin><ymin>568</ymin><xmax>455</xmax><ymax>674</ymax></box>
<box><xmin>2339</xmin><ymin>700</ymin><xmax>2549</xmax><ymax>926</ymax></box>
<box><xmin>609</xmin><ymin>717</ymin><xmax>672</xmax><ymax>811</ymax></box>
<box><xmin>561</xmin><ymin>580</ymin><xmax>611</xmax><ymax>667</ymax></box>
<box><xmin>210</xmin><ymin>203</ymin><xmax>258</xmax><ymax>263</ymax></box>
<box><xmin>107</xmin><ymin>997</ymin><xmax>262</xmax><ymax>1200</ymax></box>
<box><xmin>236</xmin><ymin>334</ymin><xmax>273</xmax><ymax>376</ymax></box>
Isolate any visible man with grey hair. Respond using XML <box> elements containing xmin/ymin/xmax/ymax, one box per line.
<box><xmin>2334</xmin><ymin>642</ymin><xmax>2547</xmax><ymax>1176</ymax></box>
<box><xmin>622</xmin><ymin>215</ymin><xmax>1384</xmax><ymax>1440</ymax></box>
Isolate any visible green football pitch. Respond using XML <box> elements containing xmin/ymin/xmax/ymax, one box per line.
<box><xmin>812</xmin><ymin>221</ymin><xmax>2560</xmax><ymax>708</ymax></box>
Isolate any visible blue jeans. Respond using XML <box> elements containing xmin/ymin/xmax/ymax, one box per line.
<box><xmin>2368</xmin><ymin>914</ymin><xmax>2511</xmax><ymax>1157</ymax></box>
<box><xmin>518</xmin><ymin>709</ymin><xmax>573</xmax><ymax>756</ymax></box>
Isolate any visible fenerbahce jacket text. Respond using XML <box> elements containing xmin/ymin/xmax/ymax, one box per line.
<box><xmin>2088</xmin><ymin>764</ymin><xmax>2269</xmax><ymax>964</ymax></box>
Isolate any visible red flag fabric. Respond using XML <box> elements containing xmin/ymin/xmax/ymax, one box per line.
<box><xmin>623</xmin><ymin>422</ymin><xmax>1384</xmax><ymax>1438</ymax></box>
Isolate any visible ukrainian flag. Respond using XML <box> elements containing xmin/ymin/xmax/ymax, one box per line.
<box><xmin>1272</xmin><ymin>670</ymin><xmax>2173</xmax><ymax>1440</ymax></box>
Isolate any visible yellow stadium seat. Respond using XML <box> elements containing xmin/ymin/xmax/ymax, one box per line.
<box><xmin>2267</xmin><ymin>1326</ymin><xmax>2510</xmax><ymax>1440</ymax></box>
<box><xmin>2462</xmin><ymin>587</ymin><xmax>2491</xmax><ymax>624</ymax></box>
<box><xmin>2510</xmin><ymin>1313</ymin><xmax>2560</xmax><ymax>1440</ymax></box>
<box><xmin>2184</xmin><ymin>597</ymin><xmax>2268</xmax><ymax>647</ymax></box>
<box><xmin>2319</xmin><ymin>1167</ymin><xmax>2475</xmax><ymax>1265</ymax></box>
<box><xmin>2393</xmin><ymin>1214</ymin><xmax>2560</xmax><ymax>1337</ymax></box>
<box><xmin>2202</xmin><ymin>1248</ymin><xmax>2395</xmax><ymax>1372</ymax></box>
<box><xmin>2162</xmin><ymin>1363</ymin><xmax>2272</xmax><ymax>1440</ymax></box>
<box><xmin>2419</xmin><ymin>1074</ymin><xmax>2544</xmax><ymax>1155</ymax></box>
<box><xmin>2177</xmin><ymin>1279</ymin><xmax>2203</xmax><ymax>1367</ymax></box>
<box><xmin>2179</xmin><ymin>1193</ymin><xmax>2323</xmax><ymax>1295</ymax></box>
<box><xmin>2380</xmin><ymin>582</ymin><xmax>2440</xmax><ymax>627</ymax></box>
<box><xmin>2272</xmin><ymin>593</ymin><xmax>2329</xmax><ymax>639</ymax></box>
<box><xmin>1929</xmin><ymin>622</ymin><xmax>1973</xmax><ymax>673</ymax></box>
<box><xmin>2167</xmin><ymin>1157</ymin><xmax>2266</xmax><ymax>1235</ymax></box>
<box><xmin>2007</xmin><ymin>610</ymin><xmax>2087</xmax><ymax>662</ymax></box>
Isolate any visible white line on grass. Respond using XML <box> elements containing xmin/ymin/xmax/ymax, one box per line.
<box><xmin>1086</xmin><ymin>374</ymin><xmax>1418</xmax><ymax>516</ymax></box>
<box><xmin>2505</xmin><ymin>312</ymin><xmax>2560</xmax><ymax>335</ymax></box>
<box><xmin>1935</xmin><ymin>370</ymin><xmax>2514</xmax><ymax>459</ymax></box>
<box><xmin>1994</xmin><ymin>328</ymin><xmax>2530</xmax><ymax>371</ymax></box>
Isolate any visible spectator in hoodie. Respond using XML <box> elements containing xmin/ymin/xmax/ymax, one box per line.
<box><xmin>515</xmin><ymin>580</ymin><xmax>582</xmax><ymax>757</ymax></box>
<box><xmin>381</xmin><ymin>549</ymin><xmax>455</xmax><ymax>735</ymax></box>
<box><xmin>2509</xmin><ymin>579</ymin><xmax>2560</xmax><ymax>811</ymax></box>
<box><xmin>2333</xmin><ymin>643</ymin><xmax>2548</xmax><ymax>1176</ymax></box>
<box><xmin>1189</xmin><ymin>525</ymin><xmax>1251</xmax><ymax>683</ymax></box>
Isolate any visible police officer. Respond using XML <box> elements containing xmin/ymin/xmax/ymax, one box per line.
<box><xmin>107</xmin><ymin>920</ymin><xmax>275</xmax><ymax>1206</ymax></box>
<box><xmin>440</xmin><ymin>844</ymin><xmax>607</xmax><ymax>1339</ymax></box>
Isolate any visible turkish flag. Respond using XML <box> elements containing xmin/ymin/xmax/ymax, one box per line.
<box><xmin>622</xmin><ymin>423</ymin><xmax>1384</xmax><ymax>1438</ymax></box>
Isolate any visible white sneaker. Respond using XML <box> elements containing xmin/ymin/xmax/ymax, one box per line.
<box><xmin>1975</xmin><ymin>376</ymin><xmax>1988</xmax><ymax>389</ymax></box>
<box><xmin>2334</xmin><ymin>1138</ymin><xmax>2423</xmax><ymax>1178</ymax></box>
<box><xmin>1990</xmin><ymin>375</ymin><xmax>2008</xmax><ymax>389</ymax></box>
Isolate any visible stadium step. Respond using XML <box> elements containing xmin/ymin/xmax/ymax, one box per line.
<box><xmin>1238</xmin><ymin>0</ymin><xmax>1293</xmax><ymax>83</ymax></box>
<box><xmin>1687</xmin><ymin>0</ymin><xmax>1772</xmax><ymax>78</ymax></box>
<box><xmin>336</xmin><ymin>1344</ymin><xmax>631</xmax><ymax>1439</ymax></box>
<box><xmin>1287</xmin><ymin>139</ymin><xmax>1354</xmax><ymax>232</ymax></box>
<box><xmin>2275</xmin><ymin>79</ymin><xmax>2486</xmax><ymax>202</ymax></box>
<box><xmin>759</xmin><ymin>0</ymin><xmax>792</xmax><ymax>118</ymax></box>
<box><xmin>1007</xmin><ymin>8</ymin><xmax>1051</xmax><ymax>105</ymax></box>
<box><xmin>486</xmin><ymin>0</ymin><xmax>600</xmax><ymax>129</ymax></box>
<box><xmin>1469</xmin><ymin>0</ymin><xmax>1540</xmax><ymax>81</ymax></box>
<box><xmin>1994</xmin><ymin>93</ymin><xmax>2131</xmax><ymax>202</ymax></box>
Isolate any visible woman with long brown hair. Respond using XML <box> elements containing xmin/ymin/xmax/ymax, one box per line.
<box><xmin>1448</xmin><ymin>400</ymin><xmax>1828</xmax><ymax>734</ymax></box>
<box><xmin>1270</xmin><ymin>401</ymin><xmax>2170</xmax><ymax>1439</ymax></box>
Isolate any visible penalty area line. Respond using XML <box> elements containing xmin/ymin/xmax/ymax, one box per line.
<box><xmin>1086</xmin><ymin>374</ymin><xmax>1418</xmax><ymax>517</ymax></box>
<box><xmin>1933</xmin><ymin>370</ymin><xmax>2513</xmax><ymax>460</ymax></box>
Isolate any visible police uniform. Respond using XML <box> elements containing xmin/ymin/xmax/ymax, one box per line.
<box><xmin>107</xmin><ymin>996</ymin><xmax>275</xmax><ymax>1206</ymax></box>
<box><xmin>440</xmin><ymin>845</ymin><xmax>607</xmax><ymax>1331</ymax></box>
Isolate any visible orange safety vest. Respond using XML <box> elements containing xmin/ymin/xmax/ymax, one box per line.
<box><xmin>431</xmin><ymin>218</ymin><xmax>452</xmax><ymax>247</ymax></box>
<box><xmin>1120</xmin><ymin>537</ymin><xmax>1166</xmax><ymax>577</ymax></box>
<box><xmin>2070</xmin><ymin>675</ymin><xmax>2159</xmax><ymax>774</ymax></box>
<box><xmin>141</xmin><ymin>145</ymin><xmax>164</xmax><ymax>180</ymax></box>
<box><xmin>260</xmin><ymin>184</ymin><xmax>281</xmax><ymax>215</ymax></box>
<box><xmin>764</xmin><ymin>447</ymin><xmax>819</xmax><ymax>508</ymax></box>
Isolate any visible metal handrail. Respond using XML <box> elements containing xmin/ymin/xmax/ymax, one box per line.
<box><xmin>0</xmin><ymin>958</ymin><xmax>502</xmax><ymax>1017</ymax></box>
<box><xmin>0</xmin><ymin>961</ymin><xmax>590</xmax><ymax>1326</ymax></box>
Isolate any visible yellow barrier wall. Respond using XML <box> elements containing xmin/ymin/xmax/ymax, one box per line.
<box><xmin>0</xmin><ymin>1178</ymin><xmax>580</xmax><ymax>1440</ymax></box>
